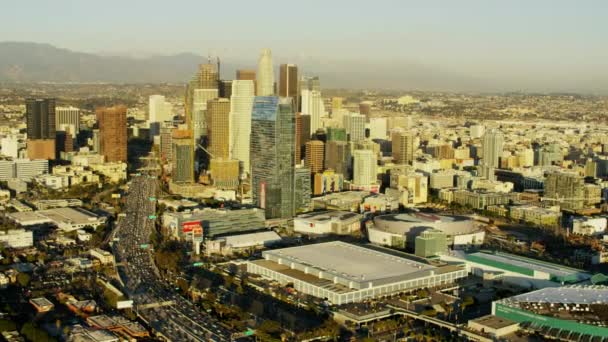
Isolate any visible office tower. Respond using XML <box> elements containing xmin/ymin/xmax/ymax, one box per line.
<box><xmin>219</xmin><ymin>80</ymin><xmax>233</xmax><ymax>99</ymax></box>
<box><xmin>326</xmin><ymin>127</ymin><xmax>347</xmax><ymax>142</ymax></box>
<box><xmin>300</xmin><ymin>76</ymin><xmax>323</xmax><ymax>133</ymax></box>
<box><xmin>26</xmin><ymin>98</ymin><xmax>56</xmax><ymax>140</ymax></box>
<box><xmin>55</xmin><ymin>127</ymin><xmax>74</xmax><ymax>156</ymax></box>
<box><xmin>229</xmin><ymin>80</ymin><xmax>255</xmax><ymax>174</ymax></box>
<box><xmin>294</xmin><ymin>166</ymin><xmax>312</xmax><ymax>213</ymax></box>
<box><xmin>369</xmin><ymin>117</ymin><xmax>387</xmax><ymax>140</ymax></box>
<box><xmin>187</xmin><ymin>63</ymin><xmax>219</xmax><ymax>143</ymax></box>
<box><xmin>482</xmin><ymin>128</ymin><xmax>504</xmax><ymax>168</ymax></box>
<box><xmin>55</xmin><ymin>106</ymin><xmax>80</xmax><ymax>137</ymax></box>
<box><xmin>470</xmin><ymin>124</ymin><xmax>485</xmax><ymax>139</ymax></box>
<box><xmin>544</xmin><ymin>171</ymin><xmax>585</xmax><ymax>211</ymax></box>
<box><xmin>160</xmin><ymin>125</ymin><xmax>174</xmax><ymax>162</ymax></box>
<box><xmin>171</xmin><ymin>130</ymin><xmax>195</xmax><ymax>183</ymax></box>
<box><xmin>256</xmin><ymin>49</ymin><xmax>274</xmax><ymax>96</ymax></box>
<box><xmin>325</xmin><ymin>140</ymin><xmax>351</xmax><ymax>178</ymax></box>
<box><xmin>344</xmin><ymin>113</ymin><xmax>366</xmax><ymax>142</ymax></box>
<box><xmin>26</xmin><ymin>98</ymin><xmax>56</xmax><ymax>159</ymax></box>
<box><xmin>279</xmin><ymin>64</ymin><xmax>298</xmax><ymax>99</ymax></box>
<box><xmin>209</xmin><ymin>158</ymin><xmax>240</xmax><ymax>189</ymax></box>
<box><xmin>191</xmin><ymin>88</ymin><xmax>218</xmax><ymax>143</ymax></box>
<box><xmin>427</xmin><ymin>144</ymin><xmax>454</xmax><ymax>159</ymax></box>
<box><xmin>353</xmin><ymin>149</ymin><xmax>376</xmax><ymax>187</ymax></box>
<box><xmin>537</xmin><ymin>143</ymin><xmax>563</xmax><ymax>166</ymax></box>
<box><xmin>305</xmin><ymin>140</ymin><xmax>325</xmax><ymax>173</ymax></box>
<box><xmin>392</xmin><ymin>131</ymin><xmax>415</xmax><ymax>164</ymax></box>
<box><xmin>250</xmin><ymin>96</ymin><xmax>295</xmax><ymax>219</ymax></box>
<box><xmin>97</xmin><ymin>106</ymin><xmax>127</xmax><ymax>162</ymax></box>
<box><xmin>359</xmin><ymin>101</ymin><xmax>372</xmax><ymax>117</ymax></box>
<box><xmin>236</xmin><ymin>69</ymin><xmax>256</xmax><ymax>95</ymax></box>
<box><xmin>415</xmin><ymin>230</ymin><xmax>447</xmax><ymax>258</ymax></box>
<box><xmin>295</xmin><ymin>113</ymin><xmax>311</xmax><ymax>164</ymax></box>
<box><xmin>585</xmin><ymin>158</ymin><xmax>597</xmax><ymax>178</ymax></box>
<box><xmin>148</xmin><ymin>95</ymin><xmax>173</xmax><ymax>139</ymax></box>
<box><xmin>206</xmin><ymin>98</ymin><xmax>231</xmax><ymax>159</ymax></box>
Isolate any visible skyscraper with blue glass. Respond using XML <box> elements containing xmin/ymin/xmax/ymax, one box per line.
<box><xmin>251</xmin><ymin>96</ymin><xmax>295</xmax><ymax>219</ymax></box>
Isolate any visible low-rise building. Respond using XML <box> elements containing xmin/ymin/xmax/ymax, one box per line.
<box><xmin>294</xmin><ymin>210</ymin><xmax>362</xmax><ymax>235</ymax></box>
<box><xmin>312</xmin><ymin>191</ymin><xmax>370</xmax><ymax>211</ymax></box>
<box><xmin>90</xmin><ymin>249</ymin><xmax>114</xmax><ymax>265</ymax></box>
<box><xmin>205</xmin><ymin>231</ymin><xmax>282</xmax><ymax>256</ymax></box>
<box><xmin>0</xmin><ymin>229</ymin><xmax>33</xmax><ymax>248</ymax></box>
<box><xmin>509</xmin><ymin>205</ymin><xmax>561</xmax><ymax>228</ymax></box>
<box><xmin>30</xmin><ymin>297</ymin><xmax>54</xmax><ymax>313</ymax></box>
<box><xmin>467</xmin><ymin>315</ymin><xmax>519</xmax><ymax>338</ymax></box>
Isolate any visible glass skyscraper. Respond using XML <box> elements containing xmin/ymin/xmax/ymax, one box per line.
<box><xmin>251</xmin><ymin>96</ymin><xmax>295</xmax><ymax>219</ymax></box>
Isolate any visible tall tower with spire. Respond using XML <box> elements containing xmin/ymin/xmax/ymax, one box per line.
<box><xmin>256</xmin><ymin>49</ymin><xmax>274</xmax><ymax>96</ymax></box>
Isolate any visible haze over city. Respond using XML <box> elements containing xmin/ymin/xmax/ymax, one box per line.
<box><xmin>1</xmin><ymin>0</ymin><xmax>608</xmax><ymax>92</ymax></box>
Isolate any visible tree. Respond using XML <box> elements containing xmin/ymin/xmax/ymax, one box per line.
<box><xmin>17</xmin><ymin>273</ymin><xmax>31</xmax><ymax>287</ymax></box>
<box><xmin>0</xmin><ymin>319</ymin><xmax>16</xmax><ymax>332</ymax></box>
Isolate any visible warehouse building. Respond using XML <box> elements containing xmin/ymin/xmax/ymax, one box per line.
<box><xmin>247</xmin><ymin>241</ymin><xmax>467</xmax><ymax>305</ymax></box>
<box><xmin>493</xmin><ymin>286</ymin><xmax>608</xmax><ymax>339</ymax></box>
<box><xmin>442</xmin><ymin>250</ymin><xmax>590</xmax><ymax>289</ymax></box>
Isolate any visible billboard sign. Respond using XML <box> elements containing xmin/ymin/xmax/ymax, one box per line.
<box><xmin>182</xmin><ymin>221</ymin><xmax>201</xmax><ymax>234</ymax></box>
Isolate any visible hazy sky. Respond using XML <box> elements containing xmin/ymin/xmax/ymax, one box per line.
<box><xmin>2</xmin><ymin>0</ymin><xmax>608</xmax><ymax>91</ymax></box>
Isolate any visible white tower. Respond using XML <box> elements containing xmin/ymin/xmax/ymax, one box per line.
<box><xmin>257</xmin><ymin>48</ymin><xmax>274</xmax><ymax>96</ymax></box>
<box><xmin>229</xmin><ymin>80</ymin><xmax>255</xmax><ymax>175</ymax></box>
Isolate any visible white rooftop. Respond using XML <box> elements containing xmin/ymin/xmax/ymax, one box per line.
<box><xmin>264</xmin><ymin>241</ymin><xmax>433</xmax><ymax>282</ymax></box>
<box><xmin>506</xmin><ymin>286</ymin><xmax>608</xmax><ymax>305</ymax></box>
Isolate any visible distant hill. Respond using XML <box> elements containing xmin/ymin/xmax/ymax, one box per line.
<box><xmin>0</xmin><ymin>42</ymin><xmax>218</xmax><ymax>83</ymax></box>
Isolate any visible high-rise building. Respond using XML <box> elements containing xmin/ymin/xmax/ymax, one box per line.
<box><xmin>171</xmin><ymin>130</ymin><xmax>195</xmax><ymax>183</ymax></box>
<box><xmin>470</xmin><ymin>124</ymin><xmax>485</xmax><ymax>139</ymax></box>
<box><xmin>325</xmin><ymin>140</ymin><xmax>351</xmax><ymax>178</ymax></box>
<box><xmin>26</xmin><ymin>98</ymin><xmax>56</xmax><ymax>140</ymax></box>
<box><xmin>187</xmin><ymin>63</ymin><xmax>219</xmax><ymax>143</ymax></box>
<box><xmin>359</xmin><ymin>101</ymin><xmax>372</xmax><ymax>117</ymax></box>
<box><xmin>344</xmin><ymin>113</ymin><xmax>366</xmax><ymax>142</ymax></box>
<box><xmin>250</xmin><ymin>96</ymin><xmax>295</xmax><ymax>219</ymax></box>
<box><xmin>392</xmin><ymin>131</ymin><xmax>415</xmax><ymax>164</ymax></box>
<box><xmin>326</xmin><ymin>127</ymin><xmax>347</xmax><ymax>142</ymax></box>
<box><xmin>544</xmin><ymin>171</ymin><xmax>585</xmax><ymax>211</ymax></box>
<box><xmin>148</xmin><ymin>95</ymin><xmax>173</xmax><ymax>139</ymax></box>
<box><xmin>206</xmin><ymin>98</ymin><xmax>231</xmax><ymax>159</ymax></box>
<box><xmin>256</xmin><ymin>49</ymin><xmax>274</xmax><ymax>96</ymax></box>
<box><xmin>160</xmin><ymin>125</ymin><xmax>173</xmax><ymax>162</ymax></box>
<box><xmin>229</xmin><ymin>80</ymin><xmax>255</xmax><ymax>174</ymax></box>
<box><xmin>209</xmin><ymin>158</ymin><xmax>240</xmax><ymax>189</ymax></box>
<box><xmin>353</xmin><ymin>149</ymin><xmax>376</xmax><ymax>187</ymax></box>
<box><xmin>219</xmin><ymin>80</ymin><xmax>233</xmax><ymax>99</ymax></box>
<box><xmin>97</xmin><ymin>106</ymin><xmax>127</xmax><ymax>162</ymax></box>
<box><xmin>300</xmin><ymin>76</ymin><xmax>324</xmax><ymax>133</ymax></box>
<box><xmin>195</xmin><ymin>63</ymin><xmax>219</xmax><ymax>89</ymax></box>
<box><xmin>26</xmin><ymin>98</ymin><xmax>56</xmax><ymax>160</ymax></box>
<box><xmin>482</xmin><ymin>128</ymin><xmax>504</xmax><ymax>168</ymax></box>
<box><xmin>294</xmin><ymin>166</ymin><xmax>312</xmax><ymax>213</ymax></box>
<box><xmin>305</xmin><ymin>140</ymin><xmax>325</xmax><ymax>174</ymax></box>
<box><xmin>191</xmin><ymin>88</ymin><xmax>218</xmax><ymax>143</ymax></box>
<box><xmin>369</xmin><ymin>117</ymin><xmax>387</xmax><ymax>140</ymax></box>
<box><xmin>55</xmin><ymin>106</ymin><xmax>80</xmax><ymax>137</ymax></box>
<box><xmin>331</xmin><ymin>97</ymin><xmax>343</xmax><ymax>112</ymax></box>
<box><xmin>236</xmin><ymin>69</ymin><xmax>256</xmax><ymax>95</ymax></box>
<box><xmin>415</xmin><ymin>229</ymin><xmax>447</xmax><ymax>258</ymax></box>
<box><xmin>55</xmin><ymin>128</ymin><xmax>74</xmax><ymax>155</ymax></box>
<box><xmin>295</xmin><ymin>113</ymin><xmax>311</xmax><ymax>164</ymax></box>
<box><xmin>279</xmin><ymin>64</ymin><xmax>298</xmax><ymax>100</ymax></box>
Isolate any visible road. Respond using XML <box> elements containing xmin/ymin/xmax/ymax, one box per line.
<box><xmin>111</xmin><ymin>176</ymin><xmax>234</xmax><ymax>341</ymax></box>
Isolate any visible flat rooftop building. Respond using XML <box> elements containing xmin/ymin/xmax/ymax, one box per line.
<box><xmin>247</xmin><ymin>241</ymin><xmax>467</xmax><ymax>305</ymax></box>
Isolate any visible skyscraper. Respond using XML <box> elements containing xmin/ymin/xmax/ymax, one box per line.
<box><xmin>229</xmin><ymin>80</ymin><xmax>255</xmax><ymax>174</ymax></box>
<box><xmin>353</xmin><ymin>149</ymin><xmax>376</xmax><ymax>187</ymax></box>
<box><xmin>294</xmin><ymin>166</ymin><xmax>312</xmax><ymax>213</ymax></box>
<box><xmin>482</xmin><ymin>128</ymin><xmax>504</xmax><ymax>168</ymax></box>
<box><xmin>256</xmin><ymin>49</ymin><xmax>274</xmax><ymax>96</ymax></box>
<box><xmin>250</xmin><ymin>96</ymin><xmax>295</xmax><ymax>219</ymax></box>
<box><xmin>236</xmin><ymin>69</ymin><xmax>256</xmax><ymax>95</ymax></box>
<box><xmin>300</xmin><ymin>76</ymin><xmax>324</xmax><ymax>133</ymax></box>
<box><xmin>344</xmin><ymin>113</ymin><xmax>366</xmax><ymax>142</ymax></box>
<box><xmin>206</xmin><ymin>98</ymin><xmax>231</xmax><ymax>160</ymax></box>
<box><xmin>55</xmin><ymin>106</ymin><xmax>80</xmax><ymax>137</ymax></box>
<box><xmin>305</xmin><ymin>140</ymin><xmax>325</xmax><ymax>174</ymax></box>
<box><xmin>148</xmin><ymin>95</ymin><xmax>172</xmax><ymax>139</ymax></box>
<box><xmin>160</xmin><ymin>125</ymin><xmax>173</xmax><ymax>162</ymax></box>
<box><xmin>172</xmin><ymin>130</ymin><xmax>195</xmax><ymax>183</ymax></box>
<box><xmin>187</xmin><ymin>63</ymin><xmax>219</xmax><ymax>143</ymax></box>
<box><xmin>544</xmin><ymin>171</ymin><xmax>585</xmax><ymax>211</ymax></box>
<box><xmin>97</xmin><ymin>106</ymin><xmax>127</xmax><ymax>163</ymax></box>
<box><xmin>392</xmin><ymin>131</ymin><xmax>415</xmax><ymax>165</ymax></box>
<box><xmin>219</xmin><ymin>80</ymin><xmax>233</xmax><ymax>99</ymax></box>
<box><xmin>325</xmin><ymin>140</ymin><xmax>351</xmax><ymax>178</ymax></box>
<box><xmin>26</xmin><ymin>98</ymin><xmax>56</xmax><ymax>160</ymax></box>
<box><xmin>295</xmin><ymin>113</ymin><xmax>311</xmax><ymax>165</ymax></box>
<box><xmin>279</xmin><ymin>64</ymin><xmax>298</xmax><ymax>101</ymax></box>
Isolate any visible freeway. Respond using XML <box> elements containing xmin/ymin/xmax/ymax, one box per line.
<box><xmin>111</xmin><ymin>176</ymin><xmax>233</xmax><ymax>341</ymax></box>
